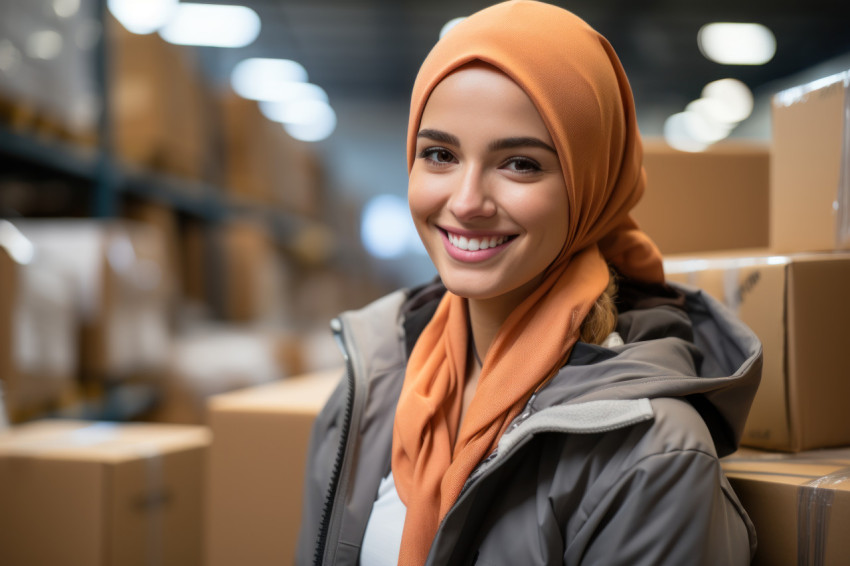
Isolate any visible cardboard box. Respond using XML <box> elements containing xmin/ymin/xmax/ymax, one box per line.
<box><xmin>666</xmin><ymin>251</ymin><xmax>850</xmax><ymax>451</ymax></box>
<box><xmin>109</xmin><ymin>15</ymin><xmax>210</xmax><ymax>181</ymax></box>
<box><xmin>220</xmin><ymin>92</ymin><xmax>324</xmax><ymax>217</ymax></box>
<box><xmin>634</xmin><ymin>141</ymin><xmax>770</xmax><ymax>255</ymax></box>
<box><xmin>0</xmin><ymin>226</ymin><xmax>77</xmax><ymax>421</ymax></box>
<box><xmin>13</xmin><ymin>220</ymin><xmax>172</xmax><ymax>381</ymax></box>
<box><xmin>771</xmin><ymin>71</ymin><xmax>850</xmax><ymax>253</ymax></box>
<box><xmin>720</xmin><ymin>447</ymin><xmax>850</xmax><ymax>566</ymax></box>
<box><xmin>203</xmin><ymin>221</ymin><xmax>292</xmax><ymax>323</ymax></box>
<box><xmin>0</xmin><ymin>419</ymin><xmax>210</xmax><ymax>566</ymax></box>
<box><xmin>152</xmin><ymin>326</ymin><xmax>304</xmax><ymax>425</ymax></box>
<box><xmin>205</xmin><ymin>368</ymin><xmax>341</xmax><ymax>566</ymax></box>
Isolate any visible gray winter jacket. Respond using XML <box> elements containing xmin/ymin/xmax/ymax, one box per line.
<box><xmin>296</xmin><ymin>279</ymin><xmax>761</xmax><ymax>566</ymax></box>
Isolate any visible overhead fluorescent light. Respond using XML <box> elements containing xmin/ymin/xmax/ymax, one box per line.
<box><xmin>281</xmin><ymin>99</ymin><xmax>337</xmax><ymax>142</ymax></box>
<box><xmin>663</xmin><ymin>112</ymin><xmax>709</xmax><ymax>153</ymax></box>
<box><xmin>258</xmin><ymin>84</ymin><xmax>329</xmax><ymax>119</ymax></box>
<box><xmin>159</xmin><ymin>3</ymin><xmax>260</xmax><ymax>48</ymax></box>
<box><xmin>698</xmin><ymin>22</ymin><xmax>776</xmax><ymax>65</ymax></box>
<box><xmin>701</xmin><ymin>78</ymin><xmax>754</xmax><ymax>123</ymax></box>
<box><xmin>231</xmin><ymin>58</ymin><xmax>310</xmax><ymax>101</ymax></box>
<box><xmin>107</xmin><ymin>0</ymin><xmax>177</xmax><ymax>35</ymax></box>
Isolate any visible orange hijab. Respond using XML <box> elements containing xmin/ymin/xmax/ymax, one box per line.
<box><xmin>391</xmin><ymin>2</ymin><xmax>665</xmax><ymax>564</ymax></box>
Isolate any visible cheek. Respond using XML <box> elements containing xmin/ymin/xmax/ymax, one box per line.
<box><xmin>407</xmin><ymin>170</ymin><xmax>443</xmax><ymax>225</ymax></box>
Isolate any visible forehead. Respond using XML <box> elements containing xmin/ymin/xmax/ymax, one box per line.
<box><xmin>419</xmin><ymin>64</ymin><xmax>553</xmax><ymax>142</ymax></box>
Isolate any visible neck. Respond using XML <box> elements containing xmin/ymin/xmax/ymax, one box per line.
<box><xmin>466</xmin><ymin>298</ymin><xmax>512</xmax><ymax>366</ymax></box>
<box><xmin>465</xmin><ymin>272</ymin><xmax>545</xmax><ymax>363</ymax></box>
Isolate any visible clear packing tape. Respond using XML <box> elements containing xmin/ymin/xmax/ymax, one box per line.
<box><xmin>839</xmin><ymin>71</ymin><xmax>850</xmax><ymax>249</ymax></box>
<box><xmin>722</xmin><ymin>450</ymin><xmax>850</xmax><ymax>566</ymax></box>
<box><xmin>798</xmin><ymin>466</ymin><xmax>850</xmax><ymax>566</ymax></box>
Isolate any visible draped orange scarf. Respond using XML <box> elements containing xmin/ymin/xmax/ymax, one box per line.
<box><xmin>391</xmin><ymin>2</ymin><xmax>665</xmax><ymax>564</ymax></box>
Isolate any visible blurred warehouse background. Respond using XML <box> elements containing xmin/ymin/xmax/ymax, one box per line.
<box><xmin>0</xmin><ymin>0</ymin><xmax>849</xmax><ymax>425</ymax></box>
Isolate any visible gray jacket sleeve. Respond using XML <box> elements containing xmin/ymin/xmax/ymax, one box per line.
<box><xmin>566</xmin><ymin>448</ymin><xmax>755</xmax><ymax>565</ymax></box>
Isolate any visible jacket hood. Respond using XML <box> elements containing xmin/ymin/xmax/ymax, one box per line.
<box><xmin>400</xmin><ymin>278</ymin><xmax>762</xmax><ymax>458</ymax></box>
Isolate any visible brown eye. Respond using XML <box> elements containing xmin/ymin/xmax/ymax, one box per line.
<box><xmin>419</xmin><ymin>147</ymin><xmax>456</xmax><ymax>166</ymax></box>
<box><xmin>503</xmin><ymin>157</ymin><xmax>541</xmax><ymax>173</ymax></box>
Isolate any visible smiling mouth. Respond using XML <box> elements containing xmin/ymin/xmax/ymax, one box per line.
<box><xmin>444</xmin><ymin>230</ymin><xmax>516</xmax><ymax>251</ymax></box>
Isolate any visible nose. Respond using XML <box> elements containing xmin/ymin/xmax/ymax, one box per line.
<box><xmin>447</xmin><ymin>166</ymin><xmax>496</xmax><ymax>220</ymax></box>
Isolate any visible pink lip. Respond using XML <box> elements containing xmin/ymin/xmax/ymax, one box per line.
<box><xmin>439</xmin><ymin>228</ymin><xmax>514</xmax><ymax>263</ymax></box>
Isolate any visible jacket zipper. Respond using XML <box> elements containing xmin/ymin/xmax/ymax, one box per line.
<box><xmin>313</xmin><ymin>317</ymin><xmax>355</xmax><ymax>566</ymax></box>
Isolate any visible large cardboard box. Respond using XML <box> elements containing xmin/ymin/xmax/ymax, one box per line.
<box><xmin>14</xmin><ymin>220</ymin><xmax>172</xmax><ymax>381</ymax></box>
<box><xmin>0</xmin><ymin>229</ymin><xmax>77</xmax><ymax>421</ymax></box>
<box><xmin>220</xmin><ymin>92</ymin><xmax>324</xmax><ymax>217</ymax></box>
<box><xmin>720</xmin><ymin>447</ymin><xmax>850</xmax><ymax>566</ymax></box>
<box><xmin>634</xmin><ymin>141</ymin><xmax>770</xmax><ymax>255</ymax></box>
<box><xmin>0</xmin><ymin>419</ymin><xmax>210</xmax><ymax>566</ymax></box>
<box><xmin>666</xmin><ymin>252</ymin><xmax>850</xmax><ymax>452</ymax></box>
<box><xmin>205</xmin><ymin>368</ymin><xmax>341</xmax><ymax>566</ymax></box>
<box><xmin>771</xmin><ymin>71</ymin><xmax>850</xmax><ymax>254</ymax></box>
<box><xmin>109</xmin><ymin>15</ymin><xmax>210</xmax><ymax>181</ymax></box>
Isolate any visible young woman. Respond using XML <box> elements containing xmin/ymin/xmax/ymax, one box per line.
<box><xmin>297</xmin><ymin>2</ymin><xmax>761</xmax><ymax>565</ymax></box>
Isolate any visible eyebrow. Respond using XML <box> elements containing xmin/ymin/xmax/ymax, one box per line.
<box><xmin>417</xmin><ymin>129</ymin><xmax>557</xmax><ymax>155</ymax></box>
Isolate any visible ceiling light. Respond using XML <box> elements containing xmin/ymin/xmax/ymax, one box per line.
<box><xmin>682</xmin><ymin>103</ymin><xmax>733</xmax><ymax>143</ymax></box>
<box><xmin>663</xmin><ymin>112</ymin><xmax>709</xmax><ymax>153</ymax></box>
<box><xmin>231</xmin><ymin>58</ymin><xmax>310</xmax><ymax>101</ymax></box>
<box><xmin>53</xmin><ymin>0</ymin><xmax>81</xmax><ymax>18</ymax></box>
<box><xmin>698</xmin><ymin>22</ymin><xmax>776</xmax><ymax>65</ymax></box>
<box><xmin>158</xmin><ymin>3</ymin><xmax>260</xmax><ymax>48</ymax></box>
<box><xmin>258</xmin><ymin>85</ymin><xmax>329</xmax><ymax>120</ymax></box>
<box><xmin>440</xmin><ymin>17</ymin><xmax>466</xmax><ymax>39</ymax></box>
<box><xmin>701</xmin><ymin>78</ymin><xmax>754</xmax><ymax>123</ymax></box>
<box><xmin>107</xmin><ymin>0</ymin><xmax>177</xmax><ymax>35</ymax></box>
<box><xmin>361</xmin><ymin>195</ymin><xmax>417</xmax><ymax>259</ymax></box>
<box><xmin>281</xmin><ymin>99</ymin><xmax>337</xmax><ymax>142</ymax></box>
<box><xmin>26</xmin><ymin>30</ymin><xmax>63</xmax><ymax>60</ymax></box>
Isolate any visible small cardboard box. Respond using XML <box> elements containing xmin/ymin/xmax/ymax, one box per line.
<box><xmin>665</xmin><ymin>251</ymin><xmax>850</xmax><ymax>452</ymax></box>
<box><xmin>771</xmin><ymin>71</ymin><xmax>850</xmax><ymax>253</ymax></box>
<box><xmin>0</xmin><ymin>420</ymin><xmax>210</xmax><ymax>566</ymax></box>
<box><xmin>205</xmin><ymin>368</ymin><xmax>341</xmax><ymax>566</ymax></box>
<box><xmin>720</xmin><ymin>447</ymin><xmax>850</xmax><ymax>566</ymax></box>
<box><xmin>634</xmin><ymin>141</ymin><xmax>770</xmax><ymax>255</ymax></box>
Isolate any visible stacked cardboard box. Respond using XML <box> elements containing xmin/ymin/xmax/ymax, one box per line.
<box><xmin>180</xmin><ymin>219</ymin><xmax>293</xmax><ymax>324</ymax></box>
<box><xmin>665</xmin><ymin>252</ymin><xmax>850</xmax><ymax>452</ymax></box>
<box><xmin>205</xmin><ymin>368</ymin><xmax>341</xmax><ymax>566</ymax></box>
<box><xmin>0</xmin><ymin>222</ymin><xmax>77</xmax><ymax>421</ymax></box>
<box><xmin>0</xmin><ymin>419</ymin><xmax>210</xmax><ymax>566</ymax></box>
<box><xmin>13</xmin><ymin>220</ymin><xmax>173</xmax><ymax>383</ymax></box>
<box><xmin>720</xmin><ymin>447</ymin><xmax>850</xmax><ymax>566</ymax></box>
<box><xmin>219</xmin><ymin>93</ymin><xmax>325</xmax><ymax>217</ymax></box>
<box><xmin>108</xmin><ymin>14</ymin><xmax>210</xmax><ymax>181</ymax></box>
<box><xmin>0</xmin><ymin>0</ymin><xmax>100</xmax><ymax>146</ymax></box>
<box><xmin>636</xmin><ymin>141</ymin><xmax>770</xmax><ymax>255</ymax></box>
<box><xmin>151</xmin><ymin>326</ymin><xmax>306</xmax><ymax>425</ymax></box>
<box><xmin>770</xmin><ymin>71</ymin><xmax>850</xmax><ymax>254</ymax></box>
<box><xmin>661</xmin><ymin>70</ymin><xmax>850</xmax><ymax>562</ymax></box>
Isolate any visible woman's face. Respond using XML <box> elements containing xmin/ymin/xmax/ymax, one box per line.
<box><xmin>409</xmin><ymin>63</ymin><xmax>569</xmax><ymax>312</ymax></box>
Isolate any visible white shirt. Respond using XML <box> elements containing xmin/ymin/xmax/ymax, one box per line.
<box><xmin>360</xmin><ymin>471</ymin><xmax>406</xmax><ymax>565</ymax></box>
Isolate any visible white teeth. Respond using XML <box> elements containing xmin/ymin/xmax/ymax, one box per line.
<box><xmin>447</xmin><ymin>233</ymin><xmax>509</xmax><ymax>251</ymax></box>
